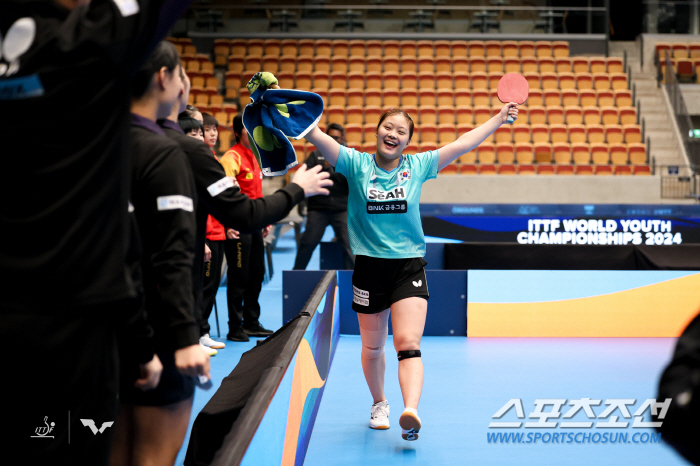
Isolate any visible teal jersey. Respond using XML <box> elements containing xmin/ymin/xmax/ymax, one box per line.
<box><xmin>335</xmin><ymin>146</ymin><xmax>439</xmax><ymax>259</ymax></box>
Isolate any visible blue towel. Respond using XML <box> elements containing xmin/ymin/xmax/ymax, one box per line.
<box><xmin>242</xmin><ymin>72</ymin><xmax>324</xmax><ymax>176</ymax></box>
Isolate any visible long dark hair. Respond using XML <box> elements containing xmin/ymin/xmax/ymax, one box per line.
<box><xmin>131</xmin><ymin>41</ymin><xmax>181</xmax><ymax>98</ymax></box>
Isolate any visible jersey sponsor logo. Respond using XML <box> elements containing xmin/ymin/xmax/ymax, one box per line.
<box><xmin>112</xmin><ymin>0</ymin><xmax>140</xmax><ymax>17</ymax></box>
<box><xmin>207</xmin><ymin>176</ymin><xmax>235</xmax><ymax>197</ymax></box>
<box><xmin>156</xmin><ymin>195</ymin><xmax>194</xmax><ymax>212</ymax></box>
<box><xmin>367</xmin><ymin>201</ymin><xmax>407</xmax><ymax>214</ymax></box>
<box><xmin>245</xmin><ymin>172</ymin><xmax>254</xmax><ymax>180</ymax></box>
<box><xmin>367</xmin><ymin>187</ymin><xmax>406</xmax><ymax>201</ymax></box>
<box><xmin>398</xmin><ymin>169</ymin><xmax>411</xmax><ymax>183</ymax></box>
<box><xmin>0</xmin><ymin>18</ymin><xmax>36</xmax><ymax>78</ymax></box>
<box><xmin>353</xmin><ymin>296</ymin><xmax>369</xmax><ymax>306</ymax></box>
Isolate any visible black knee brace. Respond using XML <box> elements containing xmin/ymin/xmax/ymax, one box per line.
<box><xmin>397</xmin><ymin>350</ymin><xmax>421</xmax><ymax>361</ymax></box>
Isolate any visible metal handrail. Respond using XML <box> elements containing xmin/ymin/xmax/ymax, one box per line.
<box><xmin>189</xmin><ymin>4</ymin><xmax>607</xmax><ymax>12</ymax></box>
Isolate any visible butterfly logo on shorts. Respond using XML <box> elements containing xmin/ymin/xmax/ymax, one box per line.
<box><xmin>412</xmin><ymin>280</ymin><xmax>422</xmax><ymax>287</ymax></box>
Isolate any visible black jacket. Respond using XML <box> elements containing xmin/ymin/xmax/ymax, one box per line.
<box><xmin>304</xmin><ymin>150</ymin><xmax>348</xmax><ymax>212</ymax></box>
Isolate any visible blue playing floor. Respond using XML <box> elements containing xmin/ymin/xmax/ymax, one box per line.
<box><xmin>175</xmin><ymin>228</ymin><xmax>691</xmax><ymax>466</ymax></box>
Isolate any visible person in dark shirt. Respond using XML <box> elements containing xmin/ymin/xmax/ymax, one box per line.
<box><xmin>293</xmin><ymin>123</ymin><xmax>355</xmax><ymax>270</ymax></box>
<box><xmin>158</xmin><ymin>69</ymin><xmax>334</xmax><ymax>346</ymax></box>
<box><xmin>111</xmin><ymin>41</ymin><xmax>209</xmax><ymax>466</ymax></box>
<box><xmin>0</xmin><ymin>1</ymin><xmax>191</xmax><ymax>464</ymax></box>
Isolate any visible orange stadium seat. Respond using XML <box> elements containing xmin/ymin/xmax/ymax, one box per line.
<box><xmin>496</xmin><ymin>142</ymin><xmax>515</xmax><ymax>164</ymax></box>
<box><xmin>230</xmin><ymin>39</ymin><xmax>246</xmax><ymax>56</ymax></box>
<box><xmin>331</xmin><ymin>56</ymin><xmax>348</xmax><ymax>73</ymax></box>
<box><xmin>401</xmin><ymin>71</ymin><xmax>418</xmax><ymax>88</ymax></box>
<box><xmin>611</xmin><ymin>74</ymin><xmax>629</xmax><ymax>90</ymax></box>
<box><xmin>366</xmin><ymin>56</ymin><xmax>382</xmax><ymax>73</ymax></box>
<box><xmin>556</xmin><ymin>164</ymin><xmax>574</xmax><ymax>175</ymax></box>
<box><xmin>605</xmin><ymin>125</ymin><xmax>623</xmax><ymax>144</ymax></box>
<box><xmin>587</xmin><ymin>124</ymin><xmax>605</xmax><ymax>143</ymax></box>
<box><xmin>594</xmin><ymin>165</ymin><xmax>613</xmax><ymax>175</ymax></box>
<box><xmin>434</xmin><ymin>41</ymin><xmax>451</xmax><ymax>57</ymax></box>
<box><xmin>568</xmin><ymin>125</ymin><xmax>586</xmax><ymax>143</ymax></box>
<box><xmin>438</xmin><ymin>107</ymin><xmax>455</xmax><ymax>125</ymax></box>
<box><xmin>437</xmin><ymin>89</ymin><xmax>454</xmax><ymax>106</ymax></box>
<box><xmin>326</xmin><ymin>106</ymin><xmax>345</xmax><ymax>125</ymax></box>
<box><xmin>572</xmin><ymin>143</ymin><xmax>590</xmax><ymax>164</ymax></box>
<box><xmin>633</xmin><ymin>165</ymin><xmax>651</xmax><ymax>175</ymax></box>
<box><xmin>435</xmin><ymin>72</ymin><xmax>452</xmax><ymax>89</ymax></box>
<box><xmin>468</xmin><ymin>40</ymin><xmax>485</xmax><ymax>57</ymax></box>
<box><xmin>312</xmin><ymin>88</ymin><xmax>327</xmax><ymax>104</ymax></box>
<box><xmin>383</xmin><ymin>89</ymin><xmax>399</xmax><ymax>106</ymax></box>
<box><xmin>329</xmin><ymin>88</ymin><xmax>345</xmax><ymax>106</ymax></box>
<box><xmin>384</xmin><ymin>40</ymin><xmax>399</xmax><ymax>57</ymax></box>
<box><xmin>609</xmin><ymin>144</ymin><xmax>628</xmax><ymax>165</ymax></box>
<box><xmin>531</xmin><ymin>125</ymin><xmax>549</xmax><ymax>143</ymax></box>
<box><xmin>519</xmin><ymin>164</ymin><xmax>536</xmax><ymax>175</ymax></box>
<box><xmin>400</xmin><ymin>40</ymin><xmax>417</xmax><ymax>57</ymax></box>
<box><xmin>365</xmin><ymin>89</ymin><xmax>381</xmax><ymax>106</ymax></box>
<box><xmin>529</xmin><ymin>106</ymin><xmax>546</xmax><ymax>125</ymax></box>
<box><xmin>478</xmin><ymin>142</ymin><xmax>496</xmax><ymax>164</ymax></box>
<box><xmin>583</xmin><ymin>106</ymin><xmax>601</xmax><ymax>125</ymax></box>
<box><xmin>472</xmin><ymin>89</ymin><xmax>489</xmax><ymax>106</ymax></box>
<box><xmin>559</xmin><ymin>89</ymin><xmax>577</xmax><ymax>106</ymax></box>
<box><xmin>593</xmin><ymin>73</ymin><xmax>611</xmax><ymax>90</ymax></box>
<box><xmin>553</xmin><ymin>41</ymin><xmax>570</xmax><ymax>57</ymax></box>
<box><xmin>595</xmin><ymin>89</ymin><xmax>613</xmax><ymax>106</ymax></box>
<box><xmin>470</xmin><ymin>72</ymin><xmax>488</xmax><ymax>89</ymax></box>
<box><xmin>536</xmin><ymin>143</ymin><xmax>554</xmax><ymax>163</ymax></box>
<box><xmin>313</xmin><ymin>71</ymin><xmax>329</xmax><ymax>88</ymax></box>
<box><xmin>345</xmin><ymin>124</ymin><xmax>363</xmax><ymax>145</ymax></box>
<box><xmin>348</xmin><ymin>56</ymin><xmax>365</xmax><ymax>72</ymax></box>
<box><xmin>488</xmin><ymin>72</ymin><xmax>504</xmax><ymax>89</ymax></box>
<box><xmin>515</xmin><ymin>143</ymin><xmax>534</xmax><ymax>164</ymax></box>
<box><xmin>383</xmin><ymin>72</ymin><xmax>399</xmax><ymax>88</ymax></box>
<box><xmin>420</xmin><ymin>125</ymin><xmax>438</xmax><ymax>144</ymax></box>
<box><xmin>487</xmin><ymin>57</ymin><xmax>504</xmax><ymax>72</ymax></box>
<box><xmin>455</xmin><ymin>89</ymin><xmax>471</xmax><ymax>106</ymax></box>
<box><xmin>555</xmin><ymin>57</ymin><xmax>573</xmax><ymax>73</ymax></box>
<box><xmin>539</xmin><ymin>57</ymin><xmax>555</xmax><ymax>73</ymax></box>
<box><xmin>419</xmin><ymin>106</ymin><xmax>437</xmax><ymax>125</ymax></box>
<box><xmin>564</xmin><ymin>106</ymin><xmax>583</xmax><ymax>125</ymax></box>
<box><xmin>485</xmin><ymin>41</ymin><xmax>501</xmax><ymax>57</ymax></box>
<box><xmin>589</xmin><ymin>58</ymin><xmax>606</xmax><ymax>73</ymax></box>
<box><xmin>519</xmin><ymin>41</ymin><xmax>535</xmax><ymax>57</ymax></box>
<box><xmin>453</xmin><ymin>57</ymin><xmax>469</xmax><ymax>73</ymax></box>
<box><xmin>347</xmin><ymin>71</ymin><xmax>363</xmax><ymax>88</ymax></box>
<box><xmin>504</xmin><ymin>58</ymin><xmax>520</xmax><ymax>73</ymax></box>
<box><xmin>418</xmin><ymin>57</ymin><xmax>434</xmax><ymax>73</ymax></box>
<box><xmin>538</xmin><ymin>164</ymin><xmax>556</xmax><ymax>175</ymax></box>
<box><xmin>281</xmin><ymin>39</ymin><xmax>297</xmax><ymax>56</ymax></box>
<box><xmin>513</xmin><ymin>125</ymin><xmax>531</xmax><ymax>143</ymax></box>
<box><xmin>590</xmin><ymin>143</ymin><xmax>609</xmax><ymax>164</ymax></box>
<box><xmin>579</xmin><ymin>89</ymin><xmax>596</xmax><ymax>106</ymax></box>
<box><xmin>512</xmin><ymin>107</ymin><xmax>528</xmax><ymax>125</ymax></box>
<box><xmin>470</xmin><ymin>57</ymin><xmax>487</xmax><ymax>73</ymax></box>
<box><xmin>529</xmin><ymin>89</ymin><xmax>544</xmax><ymax>106</ymax></box>
<box><xmin>575</xmin><ymin>165</ymin><xmax>593</xmax><ymax>175</ymax></box>
<box><xmin>690</xmin><ymin>42</ymin><xmax>700</xmax><ymax>58</ymax></box>
<box><xmin>607</xmin><ymin>57</ymin><xmax>624</xmax><ymax>73</ymax></box>
<box><xmin>501</xmin><ymin>41</ymin><xmax>518</xmax><ymax>57</ymax></box>
<box><xmin>547</xmin><ymin>106</ymin><xmax>565</xmax><ymax>125</ymax></box>
<box><xmin>383</xmin><ymin>56</ymin><xmax>400</xmax><ymax>72</ymax></box>
<box><xmin>456</xmin><ymin>108</ymin><xmax>474</xmax><ymax>125</ymax></box>
<box><xmin>552</xmin><ymin>143</ymin><xmax>570</xmax><ymax>164</ymax></box>
<box><xmin>347</xmin><ymin>88</ymin><xmax>363</xmax><ymax>106</ymax></box>
<box><xmin>498</xmin><ymin>164</ymin><xmax>517</xmax><ymax>175</ymax></box>
<box><xmin>524</xmin><ymin>72</ymin><xmax>541</xmax><ymax>89</ymax></box>
<box><xmin>401</xmin><ymin>88</ymin><xmax>418</xmax><ymax>106</ymax></box>
<box><xmin>419</xmin><ymin>71</ymin><xmax>435</xmax><ymax>89</ymax></box>
<box><xmin>521</xmin><ymin>57</ymin><xmax>538</xmax><ymax>73</ymax></box>
<box><xmin>438</xmin><ymin>124</ymin><xmax>456</xmax><ymax>144</ymax></box>
<box><xmin>541</xmin><ymin>73</ymin><xmax>558</xmax><ymax>89</ymax></box>
<box><xmin>459</xmin><ymin>150</ymin><xmax>477</xmax><ymax>165</ymax></box>
<box><xmin>614</xmin><ymin>164</ymin><xmax>632</xmax><ymax>175</ymax></box>
<box><xmin>576</xmin><ymin>73</ymin><xmax>593</xmax><ymax>89</ymax></box>
<box><xmin>349</xmin><ymin>40</ymin><xmax>365</xmax><ymax>56</ymax></box>
<box><xmin>417</xmin><ymin>40</ymin><xmax>434</xmax><ymax>57</ymax></box>
<box><xmin>460</xmin><ymin>164</ymin><xmax>478</xmax><ymax>174</ymax></box>
<box><xmin>558</xmin><ymin>72</ymin><xmax>575</xmax><ymax>89</ymax></box>
<box><xmin>623</xmin><ymin>125</ymin><xmax>642</xmax><ymax>144</ymax></box>
<box><xmin>544</xmin><ymin>89</ymin><xmax>562</xmax><ymax>106</ymax></box>
<box><xmin>536</xmin><ymin>41</ymin><xmax>552</xmax><ymax>57</ymax></box>
<box><xmin>331</xmin><ymin>40</ymin><xmax>348</xmax><ymax>57</ymax></box>
<box><xmin>628</xmin><ymin>143</ymin><xmax>647</xmax><ymax>165</ymax></box>
<box><xmin>451</xmin><ymin>40</ymin><xmax>468</xmax><ymax>57</ymax></box>
<box><xmin>366</xmin><ymin>72</ymin><xmax>382</xmax><ymax>89</ymax></box>
<box><xmin>366</xmin><ymin>40</ymin><xmax>382</xmax><ymax>57</ymax></box>
<box><xmin>295</xmin><ymin>72</ymin><xmax>311</xmax><ymax>89</ymax></box>
<box><xmin>672</xmin><ymin>42</ymin><xmax>689</xmax><ymax>58</ymax></box>
<box><xmin>573</xmin><ymin>58</ymin><xmax>589</xmax><ymax>73</ymax></box>
<box><xmin>436</xmin><ymin>58</ymin><xmax>451</xmax><ymax>73</ymax></box>
<box><xmin>474</xmin><ymin>106</ymin><xmax>491</xmax><ymax>124</ymax></box>
<box><xmin>620</xmin><ymin>107</ymin><xmax>637</xmax><ymax>125</ymax></box>
<box><xmin>441</xmin><ymin>163</ymin><xmax>459</xmax><ymax>174</ymax></box>
<box><xmin>494</xmin><ymin>126</ymin><xmax>512</xmax><ymax>143</ymax></box>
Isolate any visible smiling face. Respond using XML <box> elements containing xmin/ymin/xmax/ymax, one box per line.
<box><xmin>375</xmin><ymin>113</ymin><xmax>412</xmax><ymax>161</ymax></box>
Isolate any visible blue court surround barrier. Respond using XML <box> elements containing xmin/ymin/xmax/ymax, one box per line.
<box><xmin>185</xmin><ymin>271</ymin><xmax>339</xmax><ymax>466</ymax></box>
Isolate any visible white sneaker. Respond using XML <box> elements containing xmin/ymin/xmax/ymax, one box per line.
<box><xmin>200</xmin><ymin>342</ymin><xmax>217</xmax><ymax>356</ymax></box>
<box><xmin>369</xmin><ymin>400</ymin><xmax>390</xmax><ymax>430</ymax></box>
<box><xmin>200</xmin><ymin>334</ymin><xmax>225</xmax><ymax>349</ymax></box>
<box><xmin>400</xmin><ymin>408</ymin><xmax>421</xmax><ymax>441</ymax></box>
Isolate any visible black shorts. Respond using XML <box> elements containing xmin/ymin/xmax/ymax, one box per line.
<box><xmin>351</xmin><ymin>255</ymin><xmax>429</xmax><ymax>314</ymax></box>
<box><xmin>119</xmin><ymin>348</ymin><xmax>195</xmax><ymax>407</ymax></box>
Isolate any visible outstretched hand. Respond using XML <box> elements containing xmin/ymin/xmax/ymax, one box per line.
<box><xmin>291</xmin><ymin>163</ymin><xmax>333</xmax><ymax>198</ymax></box>
<box><xmin>499</xmin><ymin>103</ymin><xmax>519</xmax><ymax>123</ymax></box>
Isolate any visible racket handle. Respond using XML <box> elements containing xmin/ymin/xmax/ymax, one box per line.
<box><xmin>506</xmin><ymin>114</ymin><xmax>515</xmax><ymax>124</ymax></box>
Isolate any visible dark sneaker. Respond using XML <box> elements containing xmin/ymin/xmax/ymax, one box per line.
<box><xmin>226</xmin><ymin>327</ymin><xmax>250</xmax><ymax>342</ymax></box>
<box><xmin>243</xmin><ymin>322</ymin><xmax>274</xmax><ymax>337</ymax></box>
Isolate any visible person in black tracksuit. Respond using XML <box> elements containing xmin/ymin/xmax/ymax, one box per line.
<box><xmin>158</xmin><ymin>70</ymin><xmax>335</xmax><ymax>341</ymax></box>
<box><xmin>293</xmin><ymin>123</ymin><xmax>355</xmax><ymax>270</ymax></box>
<box><xmin>111</xmin><ymin>42</ymin><xmax>209</xmax><ymax>466</ymax></box>
<box><xmin>0</xmin><ymin>1</ymin><xmax>190</xmax><ymax>464</ymax></box>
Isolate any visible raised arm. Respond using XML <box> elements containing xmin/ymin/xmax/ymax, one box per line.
<box><xmin>437</xmin><ymin>103</ymin><xmax>518</xmax><ymax>171</ymax></box>
<box><xmin>304</xmin><ymin>125</ymin><xmax>342</xmax><ymax>167</ymax></box>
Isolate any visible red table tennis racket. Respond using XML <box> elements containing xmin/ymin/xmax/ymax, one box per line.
<box><xmin>497</xmin><ymin>73</ymin><xmax>529</xmax><ymax>124</ymax></box>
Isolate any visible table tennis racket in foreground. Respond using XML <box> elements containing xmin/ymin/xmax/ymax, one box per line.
<box><xmin>497</xmin><ymin>73</ymin><xmax>529</xmax><ymax>124</ymax></box>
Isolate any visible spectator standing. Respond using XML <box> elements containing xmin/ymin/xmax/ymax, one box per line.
<box><xmin>293</xmin><ymin>123</ymin><xmax>354</xmax><ymax>270</ymax></box>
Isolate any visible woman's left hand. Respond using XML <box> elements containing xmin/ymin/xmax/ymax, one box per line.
<box><xmin>499</xmin><ymin>102</ymin><xmax>519</xmax><ymax>123</ymax></box>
